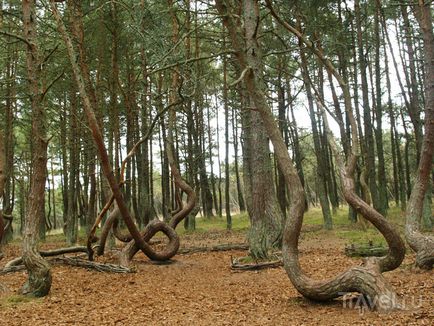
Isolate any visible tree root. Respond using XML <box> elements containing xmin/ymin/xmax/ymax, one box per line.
<box><xmin>415</xmin><ymin>247</ymin><xmax>434</xmax><ymax>270</ymax></box>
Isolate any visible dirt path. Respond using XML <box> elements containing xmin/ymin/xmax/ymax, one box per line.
<box><xmin>0</xmin><ymin>230</ymin><xmax>432</xmax><ymax>325</ymax></box>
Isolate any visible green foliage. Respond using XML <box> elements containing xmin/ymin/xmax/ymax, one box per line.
<box><xmin>0</xmin><ymin>0</ymin><xmax>429</xmax><ymax>252</ymax></box>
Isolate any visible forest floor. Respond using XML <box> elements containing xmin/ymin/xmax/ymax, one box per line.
<box><xmin>0</xmin><ymin>208</ymin><xmax>433</xmax><ymax>325</ymax></box>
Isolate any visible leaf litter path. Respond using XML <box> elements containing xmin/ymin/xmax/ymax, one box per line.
<box><xmin>0</xmin><ymin>229</ymin><xmax>432</xmax><ymax>325</ymax></box>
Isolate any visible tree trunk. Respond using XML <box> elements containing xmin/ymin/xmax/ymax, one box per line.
<box><xmin>355</xmin><ymin>0</ymin><xmax>380</xmax><ymax>214</ymax></box>
<box><xmin>21</xmin><ymin>0</ymin><xmax>51</xmax><ymax>297</ymax></box>
<box><xmin>49</xmin><ymin>0</ymin><xmax>180</xmax><ymax>262</ymax></box>
<box><xmin>299</xmin><ymin>36</ymin><xmax>332</xmax><ymax>229</ymax></box>
<box><xmin>232</xmin><ymin>106</ymin><xmax>246</xmax><ymax>212</ymax></box>
<box><xmin>65</xmin><ymin>89</ymin><xmax>79</xmax><ymax>245</ymax></box>
<box><xmin>229</xmin><ymin>0</ymin><xmax>406</xmax><ymax>311</ymax></box>
<box><xmin>400</xmin><ymin>4</ymin><xmax>423</xmax><ymax>157</ymax></box>
<box><xmin>374</xmin><ymin>0</ymin><xmax>388</xmax><ymax>214</ymax></box>
<box><xmin>276</xmin><ymin>69</ymin><xmax>288</xmax><ymax>219</ymax></box>
<box><xmin>218</xmin><ymin>0</ymin><xmax>284</xmax><ymax>260</ymax></box>
<box><xmin>2</xmin><ymin>37</ymin><xmax>16</xmax><ymax>243</ymax></box>
<box><xmin>0</xmin><ymin>131</ymin><xmax>5</xmax><ymax>245</ymax></box>
<box><xmin>223</xmin><ymin>41</ymin><xmax>232</xmax><ymax>228</ymax></box>
<box><xmin>405</xmin><ymin>0</ymin><xmax>434</xmax><ymax>270</ymax></box>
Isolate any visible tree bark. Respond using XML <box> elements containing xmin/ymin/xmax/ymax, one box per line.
<box><xmin>223</xmin><ymin>0</ymin><xmax>406</xmax><ymax>310</ymax></box>
<box><xmin>21</xmin><ymin>0</ymin><xmax>52</xmax><ymax>297</ymax></box>
<box><xmin>355</xmin><ymin>0</ymin><xmax>380</xmax><ymax>214</ymax></box>
<box><xmin>223</xmin><ymin>40</ymin><xmax>232</xmax><ymax>228</ymax></box>
<box><xmin>49</xmin><ymin>0</ymin><xmax>179</xmax><ymax>262</ymax></box>
<box><xmin>0</xmin><ymin>131</ymin><xmax>5</xmax><ymax>245</ymax></box>
<box><xmin>405</xmin><ymin>0</ymin><xmax>434</xmax><ymax>270</ymax></box>
<box><xmin>374</xmin><ymin>0</ymin><xmax>388</xmax><ymax>214</ymax></box>
<box><xmin>298</xmin><ymin>34</ymin><xmax>332</xmax><ymax>229</ymax></box>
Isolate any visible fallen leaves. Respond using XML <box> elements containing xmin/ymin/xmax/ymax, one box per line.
<box><xmin>0</xmin><ymin>230</ymin><xmax>432</xmax><ymax>325</ymax></box>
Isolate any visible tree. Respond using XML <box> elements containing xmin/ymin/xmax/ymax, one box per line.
<box><xmin>0</xmin><ymin>130</ymin><xmax>5</xmax><ymax>248</ymax></box>
<box><xmin>216</xmin><ymin>0</ymin><xmax>284</xmax><ymax>260</ymax></box>
<box><xmin>21</xmin><ymin>0</ymin><xmax>52</xmax><ymax>297</ymax></box>
<box><xmin>223</xmin><ymin>38</ymin><xmax>232</xmax><ymax>227</ymax></box>
<box><xmin>49</xmin><ymin>0</ymin><xmax>176</xmax><ymax>261</ymax></box>
<box><xmin>49</xmin><ymin>0</ymin><xmax>198</xmax><ymax>267</ymax></box>
<box><xmin>405</xmin><ymin>0</ymin><xmax>434</xmax><ymax>270</ymax></box>
<box><xmin>217</xmin><ymin>0</ymin><xmax>405</xmax><ymax>310</ymax></box>
<box><xmin>298</xmin><ymin>29</ymin><xmax>332</xmax><ymax>229</ymax></box>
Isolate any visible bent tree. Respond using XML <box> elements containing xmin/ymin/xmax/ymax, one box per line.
<box><xmin>21</xmin><ymin>0</ymin><xmax>52</xmax><ymax>297</ymax></box>
<box><xmin>405</xmin><ymin>0</ymin><xmax>434</xmax><ymax>270</ymax></box>
<box><xmin>49</xmin><ymin>0</ymin><xmax>194</xmax><ymax>266</ymax></box>
<box><xmin>217</xmin><ymin>0</ymin><xmax>405</xmax><ymax>310</ymax></box>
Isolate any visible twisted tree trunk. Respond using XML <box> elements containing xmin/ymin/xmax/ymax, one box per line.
<box><xmin>49</xmin><ymin>0</ymin><xmax>180</xmax><ymax>263</ymax></box>
<box><xmin>217</xmin><ymin>0</ymin><xmax>405</xmax><ymax>311</ymax></box>
<box><xmin>52</xmin><ymin>0</ymin><xmax>195</xmax><ymax>266</ymax></box>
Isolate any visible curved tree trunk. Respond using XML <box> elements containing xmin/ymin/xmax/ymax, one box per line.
<box><xmin>166</xmin><ymin>0</ymin><xmax>197</xmax><ymax>230</ymax></box>
<box><xmin>218</xmin><ymin>0</ymin><xmax>405</xmax><ymax>311</ymax></box>
<box><xmin>118</xmin><ymin>1</ymin><xmax>197</xmax><ymax>266</ymax></box>
<box><xmin>21</xmin><ymin>0</ymin><xmax>52</xmax><ymax>297</ymax></box>
<box><xmin>49</xmin><ymin>0</ymin><xmax>178</xmax><ymax>262</ymax></box>
<box><xmin>52</xmin><ymin>0</ymin><xmax>194</xmax><ymax>266</ymax></box>
<box><xmin>405</xmin><ymin>1</ymin><xmax>434</xmax><ymax>270</ymax></box>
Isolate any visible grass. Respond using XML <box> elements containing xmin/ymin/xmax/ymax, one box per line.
<box><xmin>18</xmin><ymin>212</ymin><xmax>251</xmax><ymax>244</ymax></box>
<box><xmin>0</xmin><ymin>294</ymin><xmax>43</xmax><ymax>308</ymax></box>
<box><xmin>178</xmin><ymin>212</ymin><xmax>250</xmax><ymax>234</ymax></box>
<box><xmin>177</xmin><ymin>206</ymin><xmax>410</xmax><ymax>247</ymax></box>
<box><xmin>10</xmin><ymin>204</ymin><xmax>423</xmax><ymax>248</ymax></box>
<box><xmin>303</xmin><ymin>207</ymin><xmax>350</xmax><ymax>226</ymax></box>
<box><xmin>302</xmin><ymin>205</ymin><xmax>408</xmax><ymax>245</ymax></box>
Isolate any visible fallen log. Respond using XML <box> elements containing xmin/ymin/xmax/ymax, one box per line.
<box><xmin>0</xmin><ymin>265</ymin><xmax>26</xmax><ymax>275</ymax></box>
<box><xmin>50</xmin><ymin>257</ymin><xmax>133</xmax><ymax>273</ymax></box>
<box><xmin>1</xmin><ymin>257</ymin><xmax>133</xmax><ymax>275</ymax></box>
<box><xmin>4</xmin><ymin>246</ymin><xmax>90</xmax><ymax>268</ymax></box>
<box><xmin>178</xmin><ymin>243</ymin><xmax>249</xmax><ymax>255</ymax></box>
<box><xmin>230</xmin><ymin>256</ymin><xmax>283</xmax><ymax>271</ymax></box>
